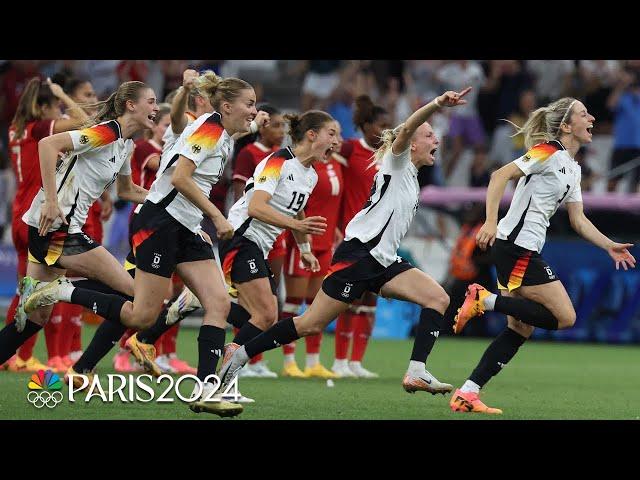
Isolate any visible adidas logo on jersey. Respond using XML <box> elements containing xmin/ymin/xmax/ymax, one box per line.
<box><xmin>559</xmin><ymin>167</ymin><xmax>566</xmax><ymax>174</ymax></box>
<box><xmin>430</xmin><ymin>331</ymin><xmax>440</xmax><ymax>338</ymax></box>
<box><xmin>109</xmin><ymin>156</ymin><xmax>116</xmax><ymax>163</ymax></box>
<box><xmin>287</xmin><ymin>174</ymin><xmax>294</xmax><ymax>181</ymax></box>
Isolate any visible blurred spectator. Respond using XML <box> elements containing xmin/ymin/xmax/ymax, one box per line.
<box><xmin>469</xmin><ymin>145</ymin><xmax>492</xmax><ymax>187</ymax></box>
<box><xmin>580</xmin><ymin>60</ymin><xmax>621</xmax><ymax>135</ymax></box>
<box><xmin>442</xmin><ymin>203</ymin><xmax>494</xmax><ymax>336</ymax></box>
<box><xmin>527</xmin><ymin>60</ymin><xmax>575</xmax><ymax>105</ymax></box>
<box><xmin>117</xmin><ymin>60</ymin><xmax>149</xmax><ymax>82</ymax></box>
<box><xmin>575</xmin><ymin>146</ymin><xmax>598</xmax><ymax>192</ymax></box>
<box><xmin>159</xmin><ymin>60</ymin><xmax>190</xmax><ymax>100</ymax></box>
<box><xmin>436</xmin><ymin>60</ymin><xmax>486</xmax><ymax>178</ymax></box>
<box><xmin>606</xmin><ymin>66</ymin><xmax>640</xmax><ymax>192</ymax></box>
<box><xmin>299</xmin><ymin>60</ymin><xmax>342</xmax><ymax>111</ymax></box>
<box><xmin>74</xmin><ymin>60</ymin><xmax>120</xmax><ymax>99</ymax></box>
<box><xmin>507</xmin><ymin>88</ymin><xmax>537</xmax><ymax>157</ymax></box>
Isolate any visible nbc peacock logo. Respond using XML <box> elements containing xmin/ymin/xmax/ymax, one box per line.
<box><xmin>27</xmin><ymin>369</ymin><xmax>63</xmax><ymax>409</ymax></box>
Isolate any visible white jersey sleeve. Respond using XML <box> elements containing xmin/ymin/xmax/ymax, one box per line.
<box><xmin>119</xmin><ymin>151</ymin><xmax>132</xmax><ymax>176</ymax></box>
<box><xmin>68</xmin><ymin>121</ymin><xmax>121</xmax><ymax>155</ymax></box>
<box><xmin>253</xmin><ymin>153</ymin><xmax>286</xmax><ymax>196</ymax></box>
<box><xmin>178</xmin><ymin>112</ymin><xmax>226</xmax><ymax>168</ymax></box>
<box><xmin>513</xmin><ymin>143</ymin><xmax>558</xmax><ymax>176</ymax></box>
<box><xmin>566</xmin><ymin>175</ymin><xmax>583</xmax><ymax>203</ymax></box>
<box><xmin>389</xmin><ymin>144</ymin><xmax>411</xmax><ymax>171</ymax></box>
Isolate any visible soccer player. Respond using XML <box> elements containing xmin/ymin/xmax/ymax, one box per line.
<box><xmin>281</xmin><ymin>122</ymin><xmax>345</xmax><ymax>378</ymax></box>
<box><xmin>3</xmin><ymin>77</ymin><xmax>88</xmax><ymax>373</ymax></box>
<box><xmin>217</xmin><ymin>110</ymin><xmax>337</xmax><ymax>381</ymax></box>
<box><xmin>450</xmin><ymin>97</ymin><xmax>636</xmax><ymax>414</ymax></box>
<box><xmin>218</xmin><ymin>88</ymin><xmax>474</xmax><ymax>396</ymax></box>
<box><xmin>232</xmin><ymin>103</ymin><xmax>285</xmax><ymax>378</ymax></box>
<box><xmin>332</xmin><ymin>95</ymin><xmax>392</xmax><ymax>378</ymax></box>
<box><xmin>0</xmin><ymin>81</ymin><xmax>154</xmax><ymax>374</ymax></box>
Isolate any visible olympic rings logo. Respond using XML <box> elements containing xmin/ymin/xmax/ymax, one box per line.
<box><xmin>27</xmin><ymin>390</ymin><xmax>63</xmax><ymax>409</ymax></box>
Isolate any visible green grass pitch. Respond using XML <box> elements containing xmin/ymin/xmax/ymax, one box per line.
<box><xmin>0</xmin><ymin>324</ymin><xmax>638</xmax><ymax>420</ymax></box>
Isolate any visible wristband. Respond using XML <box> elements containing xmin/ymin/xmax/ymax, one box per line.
<box><xmin>298</xmin><ymin>242</ymin><xmax>311</xmax><ymax>254</ymax></box>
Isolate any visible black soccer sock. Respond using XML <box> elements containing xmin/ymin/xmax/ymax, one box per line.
<box><xmin>70</xmin><ymin>288</ymin><xmax>128</xmax><ymax>325</ymax></box>
<box><xmin>137</xmin><ymin>309</ymin><xmax>170</xmax><ymax>345</ymax></box>
<box><xmin>410</xmin><ymin>308</ymin><xmax>444</xmax><ymax>363</ymax></box>
<box><xmin>73</xmin><ymin>320</ymin><xmax>127</xmax><ymax>373</ymax></box>
<box><xmin>71</xmin><ymin>279</ymin><xmax>133</xmax><ymax>301</ymax></box>
<box><xmin>226</xmin><ymin>303</ymin><xmax>251</xmax><ymax>329</ymax></box>
<box><xmin>232</xmin><ymin>321</ymin><xmax>264</xmax><ymax>345</ymax></box>
<box><xmin>0</xmin><ymin>320</ymin><xmax>42</xmax><ymax>365</ymax></box>
<box><xmin>245</xmin><ymin>317</ymin><xmax>300</xmax><ymax>358</ymax></box>
<box><xmin>494</xmin><ymin>296</ymin><xmax>559</xmax><ymax>330</ymax></box>
<box><xmin>469</xmin><ymin>327</ymin><xmax>527</xmax><ymax>387</ymax></box>
<box><xmin>196</xmin><ymin>325</ymin><xmax>226</xmax><ymax>382</ymax></box>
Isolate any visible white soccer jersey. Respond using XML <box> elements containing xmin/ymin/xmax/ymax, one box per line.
<box><xmin>146</xmin><ymin>111</ymin><xmax>233</xmax><ymax>233</ymax></box>
<box><xmin>227</xmin><ymin>147</ymin><xmax>318</xmax><ymax>258</ymax></box>
<box><xmin>344</xmin><ymin>145</ymin><xmax>420</xmax><ymax>267</ymax></box>
<box><xmin>497</xmin><ymin>140</ymin><xmax>582</xmax><ymax>253</ymax></box>
<box><xmin>23</xmin><ymin>120</ymin><xmax>133</xmax><ymax>234</ymax></box>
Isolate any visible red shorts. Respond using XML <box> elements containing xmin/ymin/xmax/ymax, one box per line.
<box><xmin>268</xmin><ymin>231</ymin><xmax>287</xmax><ymax>260</ymax></box>
<box><xmin>83</xmin><ymin>203</ymin><xmax>103</xmax><ymax>243</ymax></box>
<box><xmin>284</xmin><ymin>236</ymin><xmax>333</xmax><ymax>278</ymax></box>
<box><xmin>11</xmin><ymin>218</ymin><xmax>28</xmax><ymax>277</ymax></box>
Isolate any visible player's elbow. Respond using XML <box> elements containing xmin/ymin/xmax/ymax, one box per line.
<box><xmin>247</xmin><ymin>200</ymin><xmax>262</xmax><ymax>219</ymax></box>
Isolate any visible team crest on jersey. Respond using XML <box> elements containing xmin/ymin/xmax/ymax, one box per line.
<box><xmin>192</xmin><ymin>144</ymin><xmax>201</xmax><ymax>154</ymax></box>
<box><xmin>257</xmin><ymin>175</ymin><xmax>267</xmax><ymax>183</ymax></box>
<box><xmin>79</xmin><ymin>135</ymin><xmax>89</xmax><ymax>144</ymax></box>
<box><xmin>523</xmin><ymin>153</ymin><xmax>531</xmax><ymax>162</ymax></box>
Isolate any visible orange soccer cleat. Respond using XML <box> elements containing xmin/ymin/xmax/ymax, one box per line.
<box><xmin>449</xmin><ymin>389</ymin><xmax>503</xmax><ymax>415</ymax></box>
<box><xmin>453</xmin><ymin>283</ymin><xmax>492</xmax><ymax>334</ymax></box>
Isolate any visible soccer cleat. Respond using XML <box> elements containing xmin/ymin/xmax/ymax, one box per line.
<box><xmin>9</xmin><ymin>356</ymin><xmax>50</xmax><ymax>373</ymax></box>
<box><xmin>453</xmin><ymin>283</ymin><xmax>492</xmax><ymax>334</ymax></box>
<box><xmin>403</xmin><ymin>371</ymin><xmax>453</xmax><ymax>395</ymax></box>
<box><xmin>155</xmin><ymin>354</ymin><xmax>177</xmax><ymax>374</ymax></box>
<box><xmin>218</xmin><ymin>344</ymin><xmax>249</xmax><ymax>389</ymax></box>
<box><xmin>282</xmin><ymin>361</ymin><xmax>308</xmax><ymax>378</ymax></box>
<box><xmin>64</xmin><ymin>367</ymin><xmax>94</xmax><ymax>391</ymax></box>
<box><xmin>221</xmin><ymin>392</ymin><xmax>255</xmax><ymax>403</ymax></box>
<box><xmin>47</xmin><ymin>356</ymin><xmax>66</xmax><ymax>373</ymax></box>
<box><xmin>168</xmin><ymin>356</ymin><xmax>197</xmax><ymax>375</ymax></box>
<box><xmin>450</xmin><ymin>389</ymin><xmax>503</xmax><ymax>414</ymax></box>
<box><xmin>60</xmin><ymin>355</ymin><xmax>75</xmax><ymax>369</ymax></box>
<box><xmin>305</xmin><ymin>363</ymin><xmax>339</xmax><ymax>379</ymax></box>
<box><xmin>125</xmin><ymin>333</ymin><xmax>162</xmax><ymax>377</ymax></box>
<box><xmin>238</xmin><ymin>364</ymin><xmax>259</xmax><ymax>378</ymax></box>
<box><xmin>189</xmin><ymin>382</ymin><xmax>243</xmax><ymax>417</ymax></box>
<box><xmin>166</xmin><ymin>288</ymin><xmax>202</xmax><ymax>325</ymax></box>
<box><xmin>348</xmin><ymin>361</ymin><xmax>379</xmax><ymax>378</ymax></box>
<box><xmin>15</xmin><ymin>276</ymin><xmax>42</xmax><ymax>332</ymax></box>
<box><xmin>331</xmin><ymin>360</ymin><xmax>357</xmax><ymax>378</ymax></box>
<box><xmin>24</xmin><ymin>276</ymin><xmax>70</xmax><ymax>316</ymax></box>
<box><xmin>249</xmin><ymin>361</ymin><xmax>278</xmax><ymax>378</ymax></box>
<box><xmin>113</xmin><ymin>350</ymin><xmax>137</xmax><ymax>373</ymax></box>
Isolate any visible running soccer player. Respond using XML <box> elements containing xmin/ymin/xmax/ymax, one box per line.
<box><xmin>449</xmin><ymin>97</ymin><xmax>636</xmax><ymax>415</ymax></box>
<box><xmin>218</xmin><ymin>88</ymin><xmax>473</xmax><ymax>396</ymax></box>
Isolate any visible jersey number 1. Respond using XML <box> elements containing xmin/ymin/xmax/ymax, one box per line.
<box><xmin>286</xmin><ymin>191</ymin><xmax>306</xmax><ymax>212</ymax></box>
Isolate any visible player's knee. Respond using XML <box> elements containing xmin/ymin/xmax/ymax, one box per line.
<box><xmin>421</xmin><ymin>289</ymin><xmax>450</xmax><ymax>314</ymax></box>
<box><xmin>250</xmin><ymin>307</ymin><xmax>278</xmax><ymax>330</ymax></box>
<box><xmin>557</xmin><ymin>309</ymin><xmax>576</xmax><ymax>329</ymax></box>
<box><xmin>201</xmin><ymin>292</ymin><xmax>230</xmax><ymax>319</ymax></box>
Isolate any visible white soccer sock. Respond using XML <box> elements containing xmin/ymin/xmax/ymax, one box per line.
<box><xmin>284</xmin><ymin>354</ymin><xmax>296</xmax><ymax>364</ymax></box>
<box><xmin>58</xmin><ymin>281</ymin><xmax>75</xmax><ymax>302</ymax></box>
<box><xmin>460</xmin><ymin>379</ymin><xmax>481</xmax><ymax>394</ymax></box>
<box><xmin>333</xmin><ymin>358</ymin><xmax>348</xmax><ymax>368</ymax></box>
<box><xmin>408</xmin><ymin>360</ymin><xmax>426</xmax><ymax>376</ymax></box>
<box><xmin>306</xmin><ymin>353</ymin><xmax>319</xmax><ymax>368</ymax></box>
<box><xmin>483</xmin><ymin>293</ymin><xmax>497</xmax><ymax>311</ymax></box>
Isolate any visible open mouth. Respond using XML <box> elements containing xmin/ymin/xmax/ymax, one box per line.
<box><xmin>587</xmin><ymin>126</ymin><xmax>593</xmax><ymax>135</ymax></box>
<box><xmin>324</xmin><ymin>147</ymin><xmax>333</xmax><ymax>159</ymax></box>
<box><xmin>430</xmin><ymin>147</ymin><xmax>438</xmax><ymax>158</ymax></box>
<box><xmin>147</xmin><ymin>113</ymin><xmax>156</xmax><ymax>122</ymax></box>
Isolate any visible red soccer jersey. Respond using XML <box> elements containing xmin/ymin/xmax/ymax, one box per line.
<box><xmin>305</xmin><ymin>155</ymin><xmax>344</xmax><ymax>251</ymax></box>
<box><xmin>9</xmin><ymin>119</ymin><xmax>56</xmax><ymax>220</ymax></box>
<box><xmin>233</xmin><ymin>141</ymin><xmax>279</xmax><ymax>184</ymax></box>
<box><xmin>339</xmin><ymin>138</ymin><xmax>380</xmax><ymax>232</ymax></box>
<box><xmin>131</xmin><ymin>139</ymin><xmax>162</xmax><ymax>190</ymax></box>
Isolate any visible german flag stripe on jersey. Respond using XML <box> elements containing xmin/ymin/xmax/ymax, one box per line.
<box><xmin>131</xmin><ymin>228</ymin><xmax>157</xmax><ymax>254</ymax></box>
<box><xmin>523</xmin><ymin>142</ymin><xmax>559</xmax><ymax>164</ymax></box>
<box><xmin>78</xmin><ymin>121</ymin><xmax>120</xmax><ymax>148</ymax></box>
<box><xmin>185</xmin><ymin>112</ymin><xmax>224</xmax><ymax>152</ymax></box>
<box><xmin>325</xmin><ymin>260</ymin><xmax>355</xmax><ymax>279</ymax></box>
<box><xmin>44</xmin><ymin>231</ymin><xmax>68</xmax><ymax>266</ymax></box>
<box><xmin>222</xmin><ymin>248</ymin><xmax>240</xmax><ymax>296</ymax></box>
<box><xmin>506</xmin><ymin>251</ymin><xmax>532</xmax><ymax>291</ymax></box>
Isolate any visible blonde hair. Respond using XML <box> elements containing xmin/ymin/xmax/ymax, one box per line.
<box><xmin>192</xmin><ymin>70</ymin><xmax>252</xmax><ymax>111</ymax></box>
<box><xmin>373</xmin><ymin>123</ymin><xmax>405</xmax><ymax>163</ymax></box>
<box><xmin>81</xmin><ymin>81</ymin><xmax>149</xmax><ymax>128</ymax></box>
<box><xmin>506</xmin><ymin>97</ymin><xmax>579</xmax><ymax>150</ymax></box>
<box><xmin>11</xmin><ymin>77</ymin><xmax>58</xmax><ymax>140</ymax></box>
